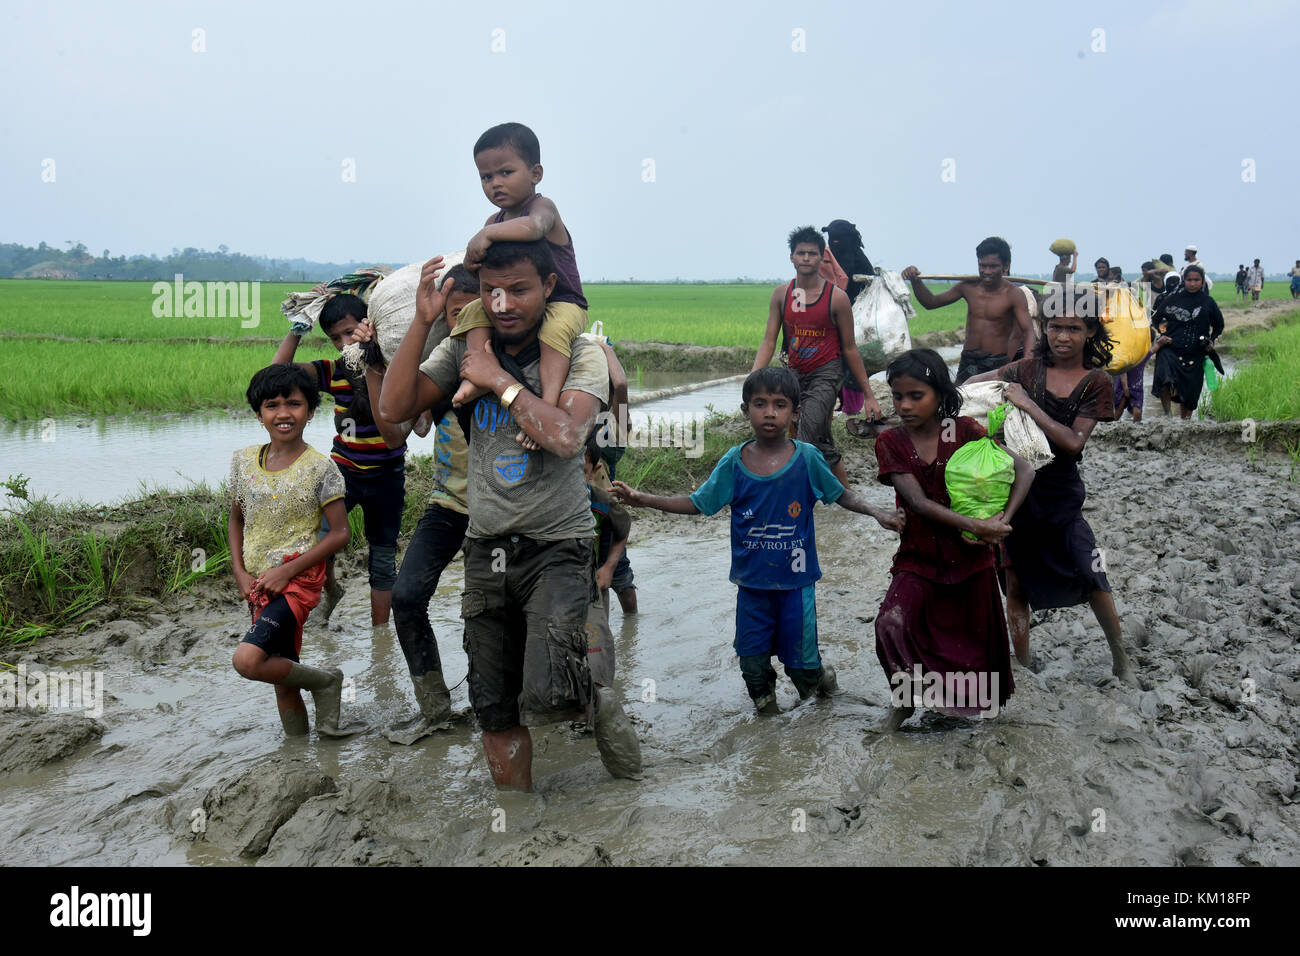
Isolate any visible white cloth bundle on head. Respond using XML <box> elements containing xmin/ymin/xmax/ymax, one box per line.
<box><xmin>279</xmin><ymin>266</ymin><xmax>393</xmax><ymax>331</ymax></box>
<box><xmin>339</xmin><ymin>251</ymin><xmax>466</xmax><ymax>372</ymax></box>
<box><xmin>957</xmin><ymin>380</ymin><xmax>1054</xmax><ymax>471</ymax></box>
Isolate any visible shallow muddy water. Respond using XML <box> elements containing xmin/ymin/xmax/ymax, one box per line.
<box><xmin>3</xmin><ymin>426</ymin><xmax>1298</xmax><ymax>865</ymax></box>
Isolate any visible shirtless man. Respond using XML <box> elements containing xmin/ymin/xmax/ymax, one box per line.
<box><xmin>901</xmin><ymin>236</ymin><xmax>1033</xmax><ymax>385</ymax></box>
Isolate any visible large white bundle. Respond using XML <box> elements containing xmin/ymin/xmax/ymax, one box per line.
<box><xmin>340</xmin><ymin>250</ymin><xmax>465</xmax><ymax>372</ymax></box>
<box><xmin>957</xmin><ymin>380</ymin><xmax>1054</xmax><ymax>470</ymax></box>
<box><xmin>853</xmin><ymin>270</ymin><xmax>914</xmax><ymax>357</ymax></box>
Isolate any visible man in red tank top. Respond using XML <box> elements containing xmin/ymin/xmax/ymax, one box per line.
<box><xmin>753</xmin><ymin>227</ymin><xmax>883</xmax><ymax>486</ymax></box>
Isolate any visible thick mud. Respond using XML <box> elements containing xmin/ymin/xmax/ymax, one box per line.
<box><xmin>2</xmin><ymin>423</ymin><xmax>1298</xmax><ymax>866</ymax></box>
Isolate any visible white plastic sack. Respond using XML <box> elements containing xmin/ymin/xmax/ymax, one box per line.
<box><xmin>853</xmin><ymin>270</ymin><xmax>914</xmax><ymax>357</ymax></box>
<box><xmin>339</xmin><ymin>250</ymin><xmax>465</xmax><ymax>372</ymax></box>
<box><xmin>957</xmin><ymin>380</ymin><xmax>1054</xmax><ymax>471</ymax></box>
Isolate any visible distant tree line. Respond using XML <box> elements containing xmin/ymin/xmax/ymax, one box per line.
<box><xmin>0</xmin><ymin>241</ymin><xmax>375</xmax><ymax>282</ymax></box>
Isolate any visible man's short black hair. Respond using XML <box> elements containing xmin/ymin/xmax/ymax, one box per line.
<box><xmin>473</xmin><ymin>122</ymin><xmax>541</xmax><ymax>166</ymax></box>
<box><xmin>480</xmin><ymin>239</ymin><xmax>556</xmax><ymax>283</ymax></box>
<box><xmin>246</xmin><ymin>363</ymin><xmax>320</xmax><ymax>413</ymax></box>
<box><xmin>742</xmin><ymin>366</ymin><xmax>801</xmax><ymax>406</ymax></box>
<box><xmin>443</xmin><ymin>263</ymin><xmax>480</xmax><ymax>295</ymax></box>
<box><xmin>1140</xmin><ymin>261</ymin><xmax>1154</xmax><ymax>271</ymax></box>
<box><xmin>1094</xmin><ymin>257</ymin><xmax>1110</xmax><ymax>269</ymax></box>
<box><xmin>320</xmin><ymin>293</ymin><xmax>366</xmax><ymax>333</ymax></box>
<box><xmin>976</xmin><ymin>236</ymin><xmax>1011</xmax><ymax>266</ymax></box>
<box><xmin>1159</xmin><ymin>253</ymin><xmax>1175</xmax><ymax>267</ymax></box>
<box><xmin>787</xmin><ymin>226</ymin><xmax>825</xmax><ymax>255</ymax></box>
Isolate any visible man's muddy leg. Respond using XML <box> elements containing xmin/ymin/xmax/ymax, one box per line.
<box><xmin>369</xmin><ymin>588</ymin><xmax>392</xmax><ymax>626</ymax></box>
<box><xmin>482</xmin><ymin>726</ymin><xmax>533</xmax><ymax>790</ymax></box>
<box><xmin>1089</xmin><ymin>589</ymin><xmax>1136</xmax><ymax>685</ymax></box>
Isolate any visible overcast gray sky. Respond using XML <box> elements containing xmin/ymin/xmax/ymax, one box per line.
<box><xmin>3</xmin><ymin>0</ymin><xmax>1296</xmax><ymax>279</ymax></box>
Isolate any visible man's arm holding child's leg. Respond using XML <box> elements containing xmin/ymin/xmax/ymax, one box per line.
<box><xmin>458</xmin><ymin>345</ymin><xmax>602</xmax><ymax>459</ymax></box>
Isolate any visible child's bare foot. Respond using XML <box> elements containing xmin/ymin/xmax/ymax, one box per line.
<box><xmin>515</xmin><ymin>430</ymin><xmax>540</xmax><ymax>451</ymax></box>
<box><xmin>451</xmin><ymin>380</ymin><xmax>488</xmax><ymax>408</ymax></box>
<box><xmin>1112</xmin><ymin>656</ymin><xmax>1139</xmax><ymax>687</ymax></box>
<box><xmin>1012</xmin><ymin>632</ymin><xmax>1030</xmax><ymax>667</ymax></box>
<box><xmin>882</xmin><ymin>705</ymin><xmax>914</xmax><ymax>732</ymax></box>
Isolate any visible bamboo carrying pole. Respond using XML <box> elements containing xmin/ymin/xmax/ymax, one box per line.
<box><xmin>916</xmin><ymin>274</ymin><xmax>1053</xmax><ymax>286</ymax></box>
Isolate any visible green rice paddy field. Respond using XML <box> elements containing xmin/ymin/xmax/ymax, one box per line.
<box><xmin>0</xmin><ymin>278</ymin><xmax>1293</xmax><ymax>420</ymax></box>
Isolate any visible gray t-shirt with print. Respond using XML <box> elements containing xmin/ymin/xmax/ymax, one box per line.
<box><xmin>419</xmin><ymin>335</ymin><xmax>608</xmax><ymax>540</ymax></box>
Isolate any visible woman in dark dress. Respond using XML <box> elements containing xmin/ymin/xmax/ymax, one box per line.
<box><xmin>1150</xmin><ymin>264</ymin><xmax>1224</xmax><ymax>419</ymax></box>
<box><xmin>969</xmin><ymin>310</ymin><xmax>1136</xmax><ymax>685</ymax></box>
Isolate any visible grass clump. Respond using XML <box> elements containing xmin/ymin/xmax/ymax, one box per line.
<box><xmin>1211</xmin><ymin>309</ymin><xmax>1300</xmax><ymax>421</ymax></box>
<box><xmin>0</xmin><ymin>481</ymin><xmax>232</xmax><ymax>647</ymax></box>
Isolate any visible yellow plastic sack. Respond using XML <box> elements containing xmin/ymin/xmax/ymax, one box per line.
<box><xmin>1098</xmin><ymin>284</ymin><xmax>1150</xmax><ymax>374</ymax></box>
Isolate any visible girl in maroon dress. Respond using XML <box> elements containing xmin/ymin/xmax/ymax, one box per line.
<box><xmin>873</xmin><ymin>350</ymin><xmax>1034</xmax><ymax>731</ymax></box>
<box><xmin>969</xmin><ymin>310</ymin><xmax>1136</xmax><ymax>685</ymax></box>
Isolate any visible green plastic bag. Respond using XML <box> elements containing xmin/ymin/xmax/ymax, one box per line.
<box><xmin>986</xmin><ymin>403</ymin><xmax>1010</xmax><ymax>436</ymax></box>
<box><xmin>1203</xmin><ymin>357</ymin><xmax>1219</xmax><ymax>391</ymax></box>
<box><xmin>945</xmin><ymin>436</ymin><xmax>1015</xmax><ymax>541</ymax></box>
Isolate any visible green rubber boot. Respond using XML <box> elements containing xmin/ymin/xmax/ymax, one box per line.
<box><xmin>593</xmin><ymin>686</ymin><xmax>643</xmax><ymax>779</ymax></box>
<box><xmin>384</xmin><ymin>670</ymin><xmax>453</xmax><ymax>746</ymax></box>
<box><xmin>282</xmin><ymin>662</ymin><xmax>368</xmax><ymax>738</ymax></box>
<box><xmin>278</xmin><ymin>706</ymin><xmax>310</xmax><ymax>737</ymax></box>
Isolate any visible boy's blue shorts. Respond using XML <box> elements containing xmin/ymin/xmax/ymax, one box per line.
<box><xmin>734</xmin><ymin>584</ymin><xmax>821</xmax><ymax>670</ymax></box>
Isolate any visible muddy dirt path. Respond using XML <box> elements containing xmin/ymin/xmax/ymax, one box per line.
<box><xmin>2</xmin><ymin>422</ymin><xmax>1298</xmax><ymax>865</ymax></box>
